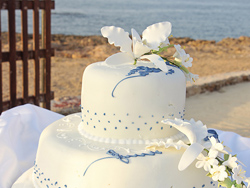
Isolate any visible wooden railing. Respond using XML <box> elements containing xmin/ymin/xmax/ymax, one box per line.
<box><xmin>0</xmin><ymin>0</ymin><xmax>55</xmax><ymax>114</ymax></box>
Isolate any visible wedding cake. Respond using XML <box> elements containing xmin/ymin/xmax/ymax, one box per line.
<box><xmin>12</xmin><ymin>22</ymin><xmax>249</xmax><ymax>188</ymax></box>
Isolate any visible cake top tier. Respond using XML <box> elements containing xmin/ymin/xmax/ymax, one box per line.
<box><xmin>79</xmin><ymin>22</ymin><xmax>197</xmax><ymax>143</ymax></box>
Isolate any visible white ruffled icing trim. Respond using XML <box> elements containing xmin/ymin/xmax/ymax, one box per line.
<box><xmin>78</xmin><ymin>123</ymin><xmax>185</xmax><ymax>145</ymax></box>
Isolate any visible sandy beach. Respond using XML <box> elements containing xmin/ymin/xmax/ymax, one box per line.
<box><xmin>1</xmin><ymin>33</ymin><xmax>250</xmax><ymax>100</ymax></box>
<box><xmin>186</xmin><ymin>82</ymin><xmax>250</xmax><ymax>138</ymax></box>
<box><xmin>1</xmin><ymin>33</ymin><xmax>250</xmax><ymax>137</ymax></box>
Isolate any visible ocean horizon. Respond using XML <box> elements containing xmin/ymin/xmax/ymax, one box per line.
<box><xmin>1</xmin><ymin>0</ymin><xmax>250</xmax><ymax>41</ymax></box>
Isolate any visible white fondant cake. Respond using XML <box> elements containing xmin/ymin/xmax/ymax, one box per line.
<box><xmin>79</xmin><ymin>61</ymin><xmax>186</xmax><ymax>143</ymax></box>
<box><xmin>31</xmin><ymin>114</ymin><xmax>217</xmax><ymax>188</ymax></box>
<box><xmin>12</xmin><ymin>22</ymin><xmax>249</xmax><ymax>188</ymax></box>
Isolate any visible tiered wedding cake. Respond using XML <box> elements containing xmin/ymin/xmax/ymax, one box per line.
<box><xmin>13</xmin><ymin>22</ymin><xmax>249</xmax><ymax>188</ymax></box>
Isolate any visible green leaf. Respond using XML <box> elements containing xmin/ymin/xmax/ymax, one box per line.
<box><xmin>235</xmin><ymin>183</ymin><xmax>243</xmax><ymax>188</ymax></box>
<box><xmin>225</xmin><ymin>169</ymin><xmax>232</xmax><ymax>176</ymax></box>
<box><xmin>224</xmin><ymin>154</ymin><xmax>229</xmax><ymax>161</ymax></box>
<box><xmin>158</xmin><ymin>44</ymin><xmax>174</xmax><ymax>53</ymax></box>
<box><xmin>179</xmin><ymin>66</ymin><xmax>189</xmax><ymax>74</ymax></box>
<box><xmin>218</xmin><ymin>178</ymin><xmax>234</xmax><ymax>188</ymax></box>
<box><xmin>133</xmin><ymin>59</ymin><xmax>137</xmax><ymax>65</ymax></box>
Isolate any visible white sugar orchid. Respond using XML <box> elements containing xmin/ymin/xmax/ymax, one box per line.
<box><xmin>173</xmin><ymin>44</ymin><xmax>193</xmax><ymax>68</ymax></box>
<box><xmin>223</xmin><ymin>154</ymin><xmax>238</xmax><ymax>169</ymax></box>
<box><xmin>161</xmin><ymin>118</ymin><xmax>208</xmax><ymax>171</ymax></box>
<box><xmin>210</xmin><ymin>165</ymin><xmax>228</xmax><ymax>182</ymax></box>
<box><xmin>162</xmin><ymin>118</ymin><xmax>208</xmax><ymax>145</ymax></box>
<box><xmin>101</xmin><ymin>22</ymin><xmax>172</xmax><ymax>72</ymax></box>
<box><xmin>196</xmin><ymin>152</ymin><xmax>219</xmax><ymax>172</ymax></box>
<box><xmin>232</xmin><ymin>165</ymin><xmax>246</xmax><ymax>184</ymax></box>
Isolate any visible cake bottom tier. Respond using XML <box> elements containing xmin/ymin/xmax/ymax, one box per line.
<box><xmin>21</xmin><ymin>113</ymin><xmax>217</xmax><ymax>188</ymax></box>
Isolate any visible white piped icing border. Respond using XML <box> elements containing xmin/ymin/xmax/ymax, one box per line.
<box><xmin>78</xmin><ymin>122</ymin><xmax>185</xmax><ymax>145</ymax></box>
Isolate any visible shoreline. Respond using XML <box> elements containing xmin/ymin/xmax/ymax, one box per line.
<box><xmin>2</xmin><ymin>31</ymin><xmax>250</xmax><ymax>40</ymax></box>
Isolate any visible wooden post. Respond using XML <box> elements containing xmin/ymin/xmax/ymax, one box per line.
<box><xmin>8</xmin><ymin>0</ymin><xmax>17</xmax><ymax>108</ymax></box>
<box><xmin>33</xmin><ymin>0</ymin><xmax>40</xmax><ymax>106</ymax></box>
<box><xmin>21</xmin><ymin>0</ymin><xmax>29</xmax><ymax>104</ymax></box>
<box><xmin>44</xmin><ymin>0</ymin><xmax>52</xmax><ymax>110</ymax></box>
<box><xmin>41</xmin><ymin>8</ymin><xmax>46</xmax><ymax>108</ymax></box>
<box><xmin>0</xmin><ymin>0</ymin><xmax>2</xmax><ymax>113</ymax></box>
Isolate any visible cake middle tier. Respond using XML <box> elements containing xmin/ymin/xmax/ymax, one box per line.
<box><xmin>79</xmin><ymin>61</ymin><xmax>186</xmax><ymax>143</ymax></box>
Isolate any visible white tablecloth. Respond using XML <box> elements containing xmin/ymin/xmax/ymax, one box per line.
<box><xmin>0</xmin><ymin>104</ymin><xmax>63</xmax><ymax>188</ymax></box>
<box><xmin>0</xmin><ymin>104</ymin><xmax>250</xmax><ymax>188</ymax></box>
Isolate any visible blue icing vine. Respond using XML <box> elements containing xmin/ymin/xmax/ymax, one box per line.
<box><xmin>111</xmin><ymin>66</ymin><xmax>175</xmax><ymax>97</ymax></box>
<box><xmin>83</xmin><ymin>149</ymin><xmax>162</xmax><ymax>176</ymax></box>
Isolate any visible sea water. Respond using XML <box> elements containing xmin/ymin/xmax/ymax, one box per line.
<box><xmin>1</xmin><ymin>0</ymin><xmax>250</xmax><ymax>41</ymax></box>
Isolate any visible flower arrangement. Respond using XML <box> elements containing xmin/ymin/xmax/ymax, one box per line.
<box><xmin>146</xmin><ymin>118</ymin><xmax>249</xmax><ymax>188</ymax></box>
<box><xmin>101</xmin><ymin>21</ymin><xmax>199</xmax><ymax>82</ymax></box>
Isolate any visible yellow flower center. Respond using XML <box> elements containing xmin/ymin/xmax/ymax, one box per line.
<box><xmin>212</xmin><ymin>170</ymin><xmax>220</xmax><ymax>177</ymax></box>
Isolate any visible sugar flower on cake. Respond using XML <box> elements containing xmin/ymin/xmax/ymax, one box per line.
<box><xmin>196</xmin><ymin>152</ymin><xmax>219</xmax><ymax>172</ymax></box>
<box><xmin>208</xmin><ymin>137</ymin><xmax>228</xmax><ymax>157</ymax></box>
<box><xmin>101</xmin><ymin>22</ymin><xmax>172</xmax><ymax>72</ymax></box>
<box><xmin>101</xmin><ymin>21</ymin><xmax>198</xmax><ymax>82</ymax></box>
<box><xmin>244</xmin><ymin>177</ymin><xmax>250</xmax><ymax>188</ymax></box>
<box><xmin>159</xmin><ymin>118</ymin><xmax>209</xmax><ymax>171</ymax></box>
<box><xmin>173</xmin><ymin>44</ymin><xmax>193</xmax><ymax>68</ymax></box>
<box><xmin>210</xmin><ymin>165</ymin><xmax>228</xmax><ymax>182</ymax></box>
<box><xmin>161</xmin><ymin>118</ymin><xmax>208</xmax><ymax>145</ymax></box>
<box><xmin>146</xmin><ymin>118</ymin><xmax>209</xmax><ymax>171</ymax></box>
<box><xmin>184</xmin><ymin>71</ymin><xmax>199</xmax><ymax>83</ymax></box>
<box><xmin>145</xmin><ymin>117</ymin><xmax>249</xmax><ymax>188</ymax></box>
<box><xmin>222</xmin><ymin>154</ymin><xmax>238</xmax><ymax>169</ymax></box>
<box><xmin>232</xmin><ymin>165</ymin><xmax>246</xmax><ymax>184</ymax></box>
